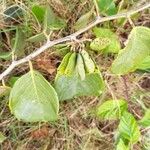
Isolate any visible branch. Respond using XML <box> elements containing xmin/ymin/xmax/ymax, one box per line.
<box><xmin>0</xmin><ymin>3</ymin><xmax>150</xmax><ymax>81</ymax></box>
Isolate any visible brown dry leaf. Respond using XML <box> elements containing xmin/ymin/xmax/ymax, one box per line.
<box><xmin>31</xmin><ymin>126</ymin><xmax>49</xmax><ymax>139</ymax></box>
<box><xmin>36</xmin><ymin>59</ymin><xmax>56</xmax><ymax>74</ymax></box>
<box><xmin>35</xmin><ymin>56</ymin><xmax>57</xmax><ymax>74</ymax></box>
<box><xmin>141</xmin><ymin>77</ymin><xmax>150</xmax><ymax>90</ymax></box>
<box><xmin>31</xmin><ymin>126</ymin><xmax>56</xmax><ymax>140</ymax></box>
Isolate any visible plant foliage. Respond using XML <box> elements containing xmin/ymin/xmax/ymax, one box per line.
<box><xmin>111</xmin><ymin>26</ymin><xmax>150</xmax><ymax>75</ymax></box>
<box><xmin>9</xmin><ymin>71</ymin><xmax>59</xmax><ymax>122</ymax></box>
<box><xmin>55</xmin><ymin>50</ymin><xmax>105</xmax><ymax>100</ymax></box>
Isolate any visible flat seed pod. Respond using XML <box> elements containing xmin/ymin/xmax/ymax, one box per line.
<box><xmin>76</xmin><ymin>53</ymin><xmax>86</xmax><ymax>80</ymax></box>
<box><xmin>81</xmin><ymin>50</ymin><xmax>95</xmax><ymax>73</ymax></box>
<box><xmin>57</xmin><ymin>52</ymin><xmax>72</xmax><ymax>76</ymax></box>
<box><xmin>65</xmin><ymin>52</ymin><xmax>77</xmax><ymax>75</ymax></box>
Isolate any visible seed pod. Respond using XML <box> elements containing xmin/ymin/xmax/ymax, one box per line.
<box><xmin>76</xmin><ymin>53</ymin><xmax>86</xmax><ymax>80</ymax></box>
<box><xmin>57</xmin><ymin>52</ymin><xmax>72</xmax><ymax>75</ymax></box>
<box><xmin>81</xmin><ymin>50</ymin><xmax>95</xmax><ymax>73</ymax></box>
<box><xmin>65</xmin><ymin>52</ymin><xmax>77</xmax><ymax>75</ymax></box>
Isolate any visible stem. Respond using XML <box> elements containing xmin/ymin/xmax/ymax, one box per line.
<box><xmin>0</xmin><ymin>3</ymin><xmax>150</xmax><ymax>81</ymax></box>
<box><xmin>93</xmin><ymin>0</ymin><xmax>100</xmax><ymax>16</ymax></box>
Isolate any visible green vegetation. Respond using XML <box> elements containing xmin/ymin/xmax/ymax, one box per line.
<box><xmin>0</xmin><ymin>0</ymin><xmax>150</xmax><ymax>149</ymax></box>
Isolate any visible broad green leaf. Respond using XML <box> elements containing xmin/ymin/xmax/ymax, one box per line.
<box><xmin>4</xmin><ymin>5</ymin><xmax>23</xmax><ymax>22</ymax></box>
<box><xmin>118</xmin><ymin>111</ymin><xmax>141</xmax><ymax>144</ymax></box>
<box><xmin>139</xmin><ymin>109</ymin><xmax>150</xmax><ymax>127</ymax></box>
<box><xmin>55</xmin><ymin>51</ymin><xmax>104</xmax><ymax>101</ymax></box>
<box><xmin>0</xmin><ymin>132</ymin><xmax>6</xmax><ymax>143</ymax></box>
<box><xmin>9</xmin><ymin>71</ymin><xmax>59</xmax><ymax>122</ymax></box>
<box><xmin>116</xmin><ymin>139</ymin><xmax>129</xmax><ymax>150</ymax></box>
<box><xmin>44</xmin><ymin>6</ymin><xmax>66</xmax><ymax>31</ymax></box>
<box><xmin>92</xmin><ymin>27</ymin><xmax>120</xmax><ymax>53</ymax></box>
<box><xmin>32</xmin><ymin>5</ymin><xmax>45</xmax><ymax>22</ymax></box>
<box><xmin>55</xmin><ymin>69</ymin><xmax>105</xmax><ymax>101</ymax></box>
<box><xmin>27</xmin><ymin>32</ymin><xmax>46</xmax><ymax>43</ymax></box>
<box><xmin>96</xmin><ymin>0</ymin><xmax>117</xmax><ymax>16</ymax></box>
<box><xmin>0</xmin><ymin>86</ymin><xmax>11</xmax><ymax>98</ymax></box>
<box><xmin>96</xmin><ymin>99</ymin><xmax>127</xmax><ymax>120</ymax></box>
<box><xmin>74</xmin><ymin>9</ymin><xmax>93</xmax><ymax>30</ymax></box>
<box><xmin>0</xmin><ymin>51</ymin><xmax>11</xmax><ymax>60</ymax></box>
<box><xmin>137</xmin><ymin>56</ymin><xmax>150</xmax><ymax>71</ymax></box>
<box><xmin>12</xmin><ymin>27</ymin><xmax>26</xmax><ymax>56</ymax></box>
<box><xmin>111</xmin><ymin>26</ymin><xmax>150</xmax><ymax>75</ymax></box>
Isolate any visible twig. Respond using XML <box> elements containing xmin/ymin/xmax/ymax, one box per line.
<box><xmin>0</xmin><ymin>3</ymin><xmax>150</xmax><ymax>81</ymax></box>
<box><xmin>122</xmin><ymin>75</ymin><xmax>130</xmax><ymax>100</ymax></box>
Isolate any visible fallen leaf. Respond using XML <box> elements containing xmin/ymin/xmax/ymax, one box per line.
<box><xmin>31</xmin><ymin>126</ymin><xmax>50</xmax><ymax>139</ymax></box>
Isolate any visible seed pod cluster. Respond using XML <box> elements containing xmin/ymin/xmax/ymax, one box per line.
<box><xmin>57</xmin><ymin>50</ymin><xmax>96</xmax><ymax>80</ymax></box>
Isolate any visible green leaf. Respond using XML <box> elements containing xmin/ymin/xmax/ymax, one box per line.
<box><xmin>137</xmin><ymin>56</ymin><xmax>150</xmax><ymax>71</ymax></box>
<box><xmin>55</xmin><ymin>70</ymin><xmax>105</xmax><ymax>101</ymax></box>
<box><xmin>92</xmin><ymin>27</ymin><xmax>120</xmax><ymax>53</ymax></box>
<box><xmin>0</xmin><ymin>132</ymin><xmax>6</xmax><ymax>143</ymax></box>
<box><xmin>4</xmin><ymin>5</ymin><xmax>24</xmax><ymax>22</ymax></box>
<box><xmin>118</xmin><ymin>111</ymin><xmax>141</xmax><ymax>144</ymax></box>
<box><xmin>32</xmin><ymin>5</ymin><xmax>45</xmax><ymax>22</ymax></box>
<box><xmin>0</xmin><ymin>86</ymin><xmax>11</xmax><ymax>98</ymax></box>
<box><xmin>12</xmin><ymin>27</ymin><xmax>26</xmax><ymax>56</ymax></box>
<box><xmin>111</xmin><ymin>26</ymin><xmax>150</xmax><ymax>75</ymax></box>
<box><xmin>0</xmin><ymin>51</ymin><xmax>12</xmax><ymax>60</ymax></box>
<box><xmin>27</xmin><ymin>32</ymin><xmax>46</xmax><ymax>43</ymax></box>
<box><xmin>90</xmin><ymin>37</ymin><xmax>111</xmax><ymax>52</ymax></box>
<box><xmin>116</xmin><ymin>139</ymin><xmax>129</xmax><ymax>150</ymax></box>
<box><xmin>139</xmin><ymin>109</ymin><xmax>150</xmax><ymax>127</ymax></box>
<box><xmin>96</xmin><ymin>99</ymin><xmax>127</xmax><ymax>120</ymax></box>
<box><xmin>74</xmin><ymin>9</ymin><xmax>93</xmax><ymax>30</ymax></box>
<box><xmin>55</xmin><ymin>51</ymin><xmax>104</xmax><ymax>101</ymax></box>
<box><xmin>9</xmin><ymin>71</ymin><xmax>59</xmax><ymax>122</ymax></box>
<box><xmin>44</xmin><ymin>6</ymin><xmax>66</xmax><ymax>31</ymax></box>
<box><xmin>96</xmin><ymin>0</ymin><xmax>117</xmax><ymax>16</ymax></box>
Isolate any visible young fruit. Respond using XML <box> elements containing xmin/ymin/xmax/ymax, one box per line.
<box><xmin>65</xmin><ymin>52</ymin><xmax>77</xmax><ymax>75</ymax></box>
<box><xmin>76</xmin><ymin>53</ymin><xmax>86</xmax><ymax>80</ymax></box>
<box><xmin>81</xmin><ymin>50</ymin><xmax>95</xmax><ymax>73</ymax></box>
<box><xmin>57</xmin><ymin>52</ymin><xmax>72</xmax><ymax>75</ymax></box>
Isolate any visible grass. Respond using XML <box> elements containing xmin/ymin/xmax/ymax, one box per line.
<box><xmin>0</xmin><ymin>0</ymin><xmax>150</xmax><ymax>149</ymax></box>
